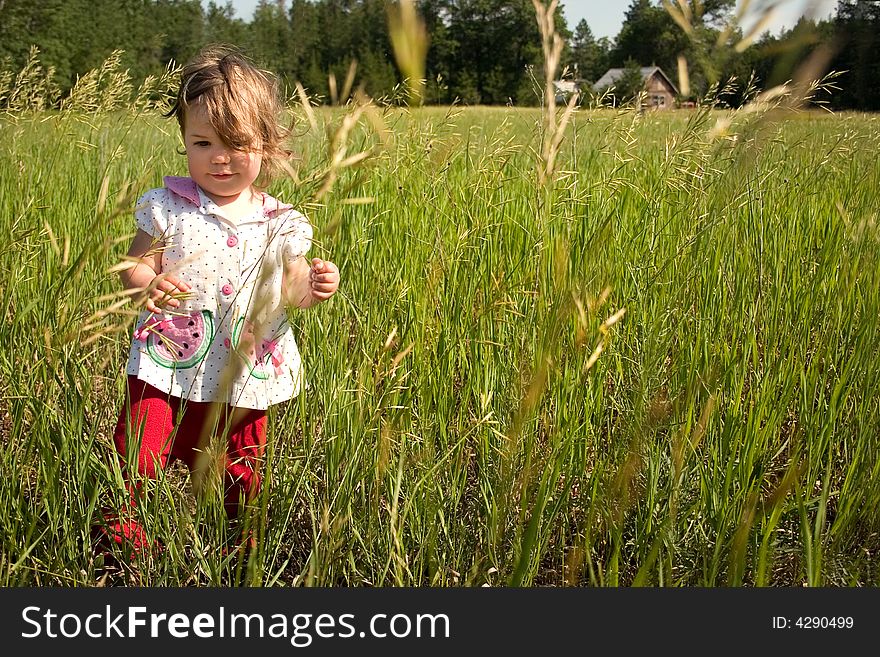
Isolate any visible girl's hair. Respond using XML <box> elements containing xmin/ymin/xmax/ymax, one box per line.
<box><xmin>166</xmin><ymin>45</ymin><xmax>290</xmax><ymax>188</ymax></box>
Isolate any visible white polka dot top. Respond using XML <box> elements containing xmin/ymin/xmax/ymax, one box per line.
<box><xmin>125</xmin><ymin>176</ymin><xmax>313</xmax><ymax>410</ymax></box>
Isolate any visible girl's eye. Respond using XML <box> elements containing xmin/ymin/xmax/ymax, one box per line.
<box><xmin>194</xmin><ymin>141</ymin><xmax>210</xmax><ymax>147</ymax></box>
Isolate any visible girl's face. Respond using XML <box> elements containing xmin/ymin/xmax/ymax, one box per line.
<box><xmin>183</xmin><ymin>104</ymin><xmax>262</xmax><ymax>205</ymax></box>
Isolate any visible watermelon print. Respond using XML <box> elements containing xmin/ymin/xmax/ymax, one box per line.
<box><xmin>231</xmin><ymin>317</ymin><xmax>278</xmax><ymax>380</ymax></box>
<box><xmin>145</xmin><ymin>310</ymin><xmax>214</xmax><ymax>369</ymax></box>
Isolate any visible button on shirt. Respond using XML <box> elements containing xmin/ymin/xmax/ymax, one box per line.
<box><xmin>126</xmin><ymin>176</ymin><xmax>313</xmax><ymax>409</ymax></box>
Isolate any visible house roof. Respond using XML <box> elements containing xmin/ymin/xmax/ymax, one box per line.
<box><xmin>592</xmin><ymin>66</ymin><xmax>679</xmax><ymax>95</ymax></box>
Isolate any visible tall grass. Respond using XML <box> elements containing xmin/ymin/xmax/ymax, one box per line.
<box><xmin>0</xmin><ymin>45</ymin><xmax>878</xmax><ymax>586</ymax></box>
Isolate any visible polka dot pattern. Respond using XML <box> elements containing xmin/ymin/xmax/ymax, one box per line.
<box><xmin>126</xmin><ymin>180</ymin><xmax>312</xmax><ymax>410</ymax></box>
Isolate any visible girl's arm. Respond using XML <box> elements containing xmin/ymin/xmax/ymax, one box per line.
<box><xmin>283</xmin><ymin>257</ymin><xmax>340</xmax><ymax>309</ymax></box>
<box><xmin>121</xmin><ymin>229</ymin><xmax>190</xmax><ymax>314</ymax></box>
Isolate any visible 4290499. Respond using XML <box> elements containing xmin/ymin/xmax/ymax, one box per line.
<box><xmin>795</xmin><ymin>617</ymin><xmax>853</xmax><ymax>629</ymax></box>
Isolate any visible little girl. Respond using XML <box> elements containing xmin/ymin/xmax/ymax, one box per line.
<box><xmin>104</xmin><ymin>45</ymin><xmax>339</xmax><ymax>553</ymax></box>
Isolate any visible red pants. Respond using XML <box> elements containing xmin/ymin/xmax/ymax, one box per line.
<box><xmin>104</xmin><ymin>376</ymin><xmax>267</xmax><ymax>551</ymax></box>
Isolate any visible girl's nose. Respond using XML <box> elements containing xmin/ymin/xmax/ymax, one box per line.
<box><xmin>211</xmin><ymin>149</ymin><xmax>231</xmax><ymax>164</ymax></box>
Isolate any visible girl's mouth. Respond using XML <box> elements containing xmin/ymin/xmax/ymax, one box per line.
<box><xmin>211</xmin><ymin>173</ymin><xmax>233</xmax><ymax>179</ymax></box>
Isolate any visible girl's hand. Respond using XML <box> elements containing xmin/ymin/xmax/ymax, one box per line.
<box><xmin>308</xmin><ymin>258</ymin><xmax>339</xmax><ymax>302</ymax></box>
<box><xmin>145</xmin><ymin>273</ymin><xmax>191</xmax><ymax>314</ymax></box>
<box><xmin>120</xmin><ymin>230</ymin><xmax>189</xmax><ymax>315</ymax></box>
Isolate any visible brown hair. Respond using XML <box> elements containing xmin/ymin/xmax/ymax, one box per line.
<box><xmin>166</xmin><ymin>45</ymin><xmax>290</xmax><ymax>188</ymax></box>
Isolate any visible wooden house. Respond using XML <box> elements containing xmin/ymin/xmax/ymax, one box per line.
<box><xmin>592</xmin><ymin>66</ymin><xmax>679</xmax><ymax>109</ymax></box>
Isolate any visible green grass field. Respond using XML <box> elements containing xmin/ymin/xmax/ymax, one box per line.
<box><xmin>1</xmin><ymin>90</ymin><xmax>879</xmax><ymax>586</ymax></box>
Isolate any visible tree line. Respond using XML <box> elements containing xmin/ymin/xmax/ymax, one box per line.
<box><xmin>1</xmin><ymin>0</ymin><xmax>878</xmax><ymax>109</ymax></box>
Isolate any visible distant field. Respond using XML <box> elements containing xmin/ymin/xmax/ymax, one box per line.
<box><xmin>1</xmin><ymin>101</ymin><xmax>878</xmax><ymax>586</ymax></box>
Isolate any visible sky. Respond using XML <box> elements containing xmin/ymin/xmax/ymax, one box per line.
<box><xmin>220</xmin><ymin>0</ymin><xmax>838</xmax><ymax>40</ymax></box>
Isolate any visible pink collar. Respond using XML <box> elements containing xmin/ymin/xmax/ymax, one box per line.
<box><xmin>163</xmin><ymin>176</ymin><xmax>293</xmax><ymax>216</ymax></box>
